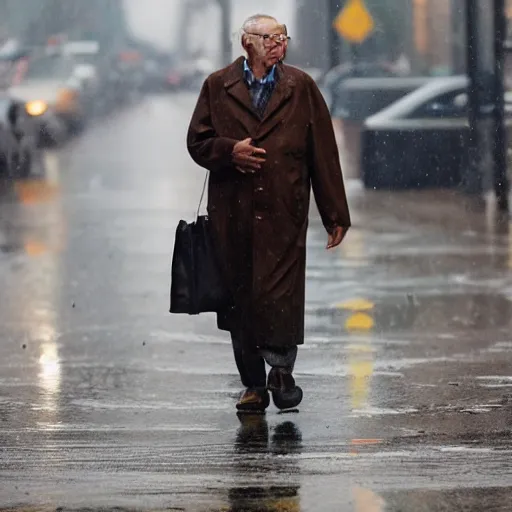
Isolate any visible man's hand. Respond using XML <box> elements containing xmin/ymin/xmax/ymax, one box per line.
<box><xmin>327</xmin><ymin>226</ymin><xmax>346</xmax><ymax>250</ymax></box>
<box><xmin>232</xmin><ymin>138</ymin><xmax>266</xmax><ymax>174</ymax></box>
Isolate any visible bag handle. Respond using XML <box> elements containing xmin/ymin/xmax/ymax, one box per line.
<box><xmin>196</xmin><ymin>172</ymin><xmax>209</xmax><ymax>220</ymax></box>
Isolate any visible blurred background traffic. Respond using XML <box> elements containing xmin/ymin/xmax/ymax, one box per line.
<box><xmin>0</xmin><ymin>0</ymin><xmax>511</xmax><ymax>195</ymax></box>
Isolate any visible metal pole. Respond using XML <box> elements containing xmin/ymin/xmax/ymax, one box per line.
<box><xmin>328</xmin><ymin>0</ymin><xmax>342</xmax><ymax>69</ymax></box>
<box><xmin>217</xmin><ymin>0</ymin><xmax>231</xmax><ymax>66</ymax></box>
<box><xmin>464</xmin><ymin>0</ymin><xmax>482</xmax><ymax>195</ymax></box>
<box><xmin>351</xmin><ymin>43</ymin><xmax>358</xmax><ymax>67</ymax></box>
<box><xmin>176</xmin><ymin>1</ymin><xmax>192</xmax><ymax>62</ymax></box>
<box><xmin>493</xmin><ymin>0</ymin><xmax>509</xmax><ymax>211</ymax></box>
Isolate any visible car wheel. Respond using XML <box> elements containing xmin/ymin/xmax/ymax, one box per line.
<box><xmin>37</xmin><ymin>127</ymin><xmax>53</xmax><ymax>148</ymax></box>
<box><xmin>0</xmin><ymin>153</ymin><xmax>8</xmax><ymax>176</ymax></box>
<box><xmin>39</xmin><ymin>129</ymin><xmax>61</xmax><ymax>148</ymax></box>
<box><xmin>68</xmin><ymin>118</ymin><xmax>86</xmax><ymax>135</ymax></box>
<box><xmin>17</xmin><ymin>150</ymin><xmax>32</xmax><ymax>178</ymax></box>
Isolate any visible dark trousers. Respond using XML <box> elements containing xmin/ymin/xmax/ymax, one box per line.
<box><xmin>231</xmin><ymin>334</ymin><xmax>298</xmax><ymax>389</ymax></box>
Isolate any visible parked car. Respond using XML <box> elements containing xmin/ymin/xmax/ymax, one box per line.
<box><xmin>178</xmin><ymin>58</ymin><xmax>215</xmax><ymax>90</ymax></box>
<box><xmin>0</xmin><ymin>44</ymin><xmax>31</xmax><ymax>88</ymax></box>
<box><xmin>361</xmin><ymin>75</ymin><xmax>512</xmax><ymax>190</ymax></box>
<box><xmin>9</xmin><ymin>53</ymin><xmax>91</xmax><ymax>137</ymax></box>
<box><xmin>61</xmin><ymin>40</ymin><xmax>113</xmax><ymax>114</ymax></box>
<box><xmin>0</xmin><ymin>93</ymin><xmax>39</xmax><ymax>178</ymax></box>
<box><xmin>331</xmin><ymin>76</ymin><xmax>432</xmax><ymax>121</ymax></box>
<box><xmin>323</xmin><ymin>62</ymin><xmax>422</xmax><ymax>120</ymax></box>
<box><xmin>143</xmin><ymin>56</ymin><xmax>182</xmax><ymax>92</ymax></box>
<box><xmin>114</xmin><ymin>49</ymin><xmax>146</xmax><ymax>100</ymax></box>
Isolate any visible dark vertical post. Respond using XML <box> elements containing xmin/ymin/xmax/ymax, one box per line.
<box><xmin>217</xmin><ymin>0</ymin><xmax>231</xmax><ymax>66</ymax></box>
<box><xmin>351</xmin><ymin>43</ymin><xmax>358</xmax><ymax>66</ymax></box>
<box><xmin>464</xmin><ymin>0</ymin><xmax>482</xmax><ymax>195</ymax></box>
<box><xmin>328</xmin><ymin>0</ymin><xmax>342</xmax><ymax>69</ymax></box>
<box><xmin>493</xmin><ymin>0</ymin><xmax>509</xmax><ymax>211</ymax></box>
<box><xmin>177</xmin><ymin>1</ymin><xmax>192</xmax><ymax>62</ymax></box>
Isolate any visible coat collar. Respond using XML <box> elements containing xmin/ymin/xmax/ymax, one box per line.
<box><xmin>224</xmin><ymin>56</ymin><xmax>296</xmax><ymax>127</ymax></box>
<box><xmin>243</xmin><ymin>58</ymin><xmax>276</xmax><ymax>86</ymax></box>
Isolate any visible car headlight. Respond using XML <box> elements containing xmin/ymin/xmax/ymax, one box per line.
<box><xmin>26</xmin><ymin>100</ymin><xmax>48</xmax><ymax>116</ymax></box>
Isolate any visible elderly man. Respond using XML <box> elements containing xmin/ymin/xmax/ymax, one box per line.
<box><xmin>187</xmin><ymin>14</ymin><xmax>350</xmax><ymax>413</ymax></box>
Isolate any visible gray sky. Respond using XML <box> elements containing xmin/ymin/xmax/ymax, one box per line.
<box><xmin>123</xmin><ymin>0</ymin><xmax>296</xmax><ymax>53</ymax></box>
<box><xmin>124</xmin><ymin>0</ymin><xmax>182</xmax><ymax>50</ymax></box>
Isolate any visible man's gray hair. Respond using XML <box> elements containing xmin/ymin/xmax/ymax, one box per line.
<box><xmin>240</xmin><ymin>13</ymin><xmax>278</xmax><ymax>52</ymax></box>
<box><xmin>241</xmin><ymin>14</ymin><xmax>277</xmax><ymax>34</ymax></box>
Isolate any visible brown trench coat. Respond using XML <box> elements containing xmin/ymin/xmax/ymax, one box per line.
<box><xmin>187</xmin><ymin>57</ymin><xmax>351</xmax><ymax>349</ymax></box>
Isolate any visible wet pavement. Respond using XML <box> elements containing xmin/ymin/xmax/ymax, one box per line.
<box><xmin>1</xmin><ymin>93</ymin><xmax>512</xmax><ymax>511</ymax></box>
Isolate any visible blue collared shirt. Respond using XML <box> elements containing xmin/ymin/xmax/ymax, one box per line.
<box><xmin>243</xmin><ymin>59</ymin><xmax>277</xmax><ymax>115</ymax></box>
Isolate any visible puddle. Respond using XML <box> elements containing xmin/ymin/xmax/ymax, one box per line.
<box><xmin>348</xmin><ymin>407</ymin><xmax>419</xmax><ymax>418</ymax></box>
<box><xmin>438</xmin><ymin>446</ymin><xmax>496</xmax><ymax>453</ymax></box>
<box><xmin>307</xmin><ymin>294</ymin><xmax>512</xmax><ymax>333</ymax></box>
<box><xmin>477</xmin><ymin>376</ymin><xmax>512</xmax><ymax>388</ymax></box>
<box><xmin>71</xmin><ymin>399</ymin><xmax>232</xmax><ymax>411</ymax></box>
<box><xmin>150</xmin><ymin>330</ymin><xmax>229</xmax><ymax>345</ymax></box>
<box><xmin>477</xmin><ymin>375</ymin><xmax>512</xmax><ymax>381</ymax></box>
<box><xmin>31</xmin><ymin>422</ymin><xmax>221</xmax><ymax>433</ymax></box>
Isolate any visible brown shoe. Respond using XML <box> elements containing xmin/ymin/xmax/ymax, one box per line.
<box><xmin>236</xmin><ymin>388</ymin><xmax>270</xmax><ymax>414</ymax></box>
<box><xmin>267</xmin><ymin>368</ymin><xmax>303</xmax><ymax>411</ymax></box>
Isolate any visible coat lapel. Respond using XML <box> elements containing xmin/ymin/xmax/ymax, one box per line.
<box><xmin>226</xmin><ymin>79</ymin><xmax>258</xmax><ymax>116</ymax></box>
<box><xmin>224</xmin><ymin>57</ymin><xmax>260</xmax><ymax>123</ymax></box>
<box><xmin>256</xmin><ymin>65</ymin><xmax>296</xmax><ymax>140</ymax></box>
<box><xmin>261</xmin><ymin>65</ymin><xmax>295</xmax><ymax>121</ymax></box>
<box><xmin>222</xmin><ymin>58</ymin><xmax>296</xmax><ymax>139</ymax></box>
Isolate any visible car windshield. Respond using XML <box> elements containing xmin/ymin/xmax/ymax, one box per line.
<box><xmin>72</xmin><ymin>54</ymin><xmax>97</xmax><ymax>66</ymax></box>
<box><xmin>369</xmin><ymin>77</ymin><xmax>469</xmax><ymax>120</ymax></box>
<box><xmin>22</xmin><ymin>57</ymin><xmax>72</xmax><ymax>81</ymax></box>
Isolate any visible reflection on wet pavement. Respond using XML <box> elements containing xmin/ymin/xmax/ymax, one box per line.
<box><xmin>352</xmin><ymin>487</ymin><xmax>385</xmax><ymax>512</ymax></box>
<box><xmin>227</xmin><ymin>417</ymin><xmax>302</xmax><ymax>511</ymax></box>
<box><xmin>1</xmin><ymin>94</ymin><xmax>512</xmax><ymax>510</ymax></box>
<box><xmin>382</xmin><ymin>487</ymin><xmax>512</xmax><ymax>511</ymax></box>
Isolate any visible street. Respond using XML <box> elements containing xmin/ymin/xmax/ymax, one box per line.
<box><xmin>1</xmin><ymin>92</ymin><xmax>512</xmax><ymax>511</ymax></box>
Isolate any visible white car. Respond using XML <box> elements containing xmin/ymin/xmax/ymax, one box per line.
<box><xmin>62</xmin><ymin>40</ymin><xmax>101</xmax><ymax>87</ymax></box>
<box><xmin>361</xmin><ymin>75</ymin><xmax>512</xmax><ymax>190</ymax></box>
<box><xmin>9</xmin><ymin>54</ymin><xmax>88</xmax><ymax>138</ymax></box>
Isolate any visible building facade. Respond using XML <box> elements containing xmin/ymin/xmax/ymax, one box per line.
<box><xmin>411</xmin><ymin>0</ymin><xmax>453</xmax><ymax>73</ymax></box>
<box><xmin>0</xmin><ymin>0</ymin><xmax>128</xmax><ymax>49</ymax></box>
<box><xmin>413</xmin><ymin>0</ymin><xmax>512</xmax><ymax>76</ymax></box>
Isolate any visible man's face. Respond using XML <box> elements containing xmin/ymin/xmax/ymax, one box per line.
<box><xmin>246</xmin><ymin>19</ymin><xmax>288</xmax><ymax>67</ymax></box>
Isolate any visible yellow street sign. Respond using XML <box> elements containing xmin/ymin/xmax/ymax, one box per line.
<box><xmin>334</xmin><ymin>0</ymin><xmax>375</xmax><ymax>44</ymax></box>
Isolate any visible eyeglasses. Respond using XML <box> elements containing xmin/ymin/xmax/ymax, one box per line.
<box><xmin>245</xmin><ymin>32</ymin><xmax>291</xmax><ymax>44</ymax></box>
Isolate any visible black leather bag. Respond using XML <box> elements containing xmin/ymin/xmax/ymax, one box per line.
<box><xmin>169</xmin><ymin>177</ymin><xmax>229</xmax><ymax>315</ymax></box>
